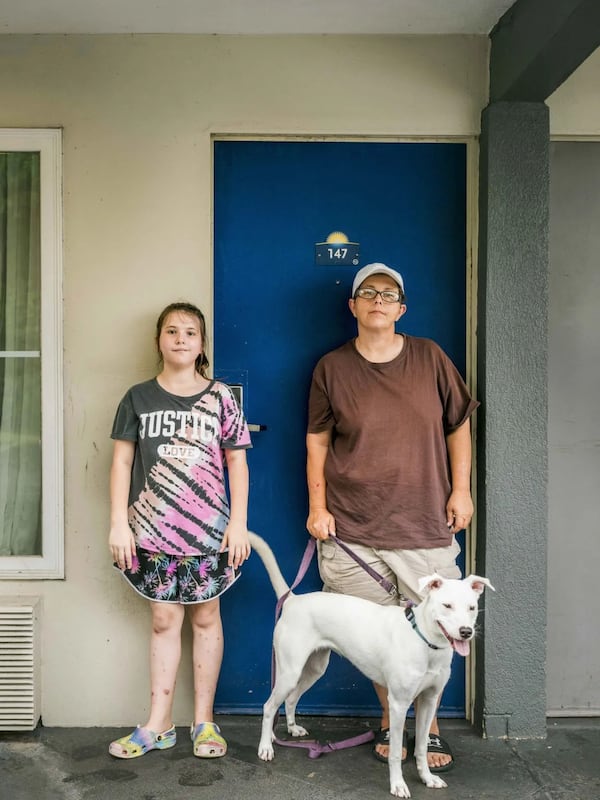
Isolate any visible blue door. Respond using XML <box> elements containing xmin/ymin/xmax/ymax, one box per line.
<box><xmin>213</xmin><ymin>140</ymin><xmax>468</xmax><ymax>716</ymax></box>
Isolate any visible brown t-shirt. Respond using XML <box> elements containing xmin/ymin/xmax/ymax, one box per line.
<box><xmin>307</xmin><ymin>336</ymin><xmax>479</xmax><ymax>549</ymax></box>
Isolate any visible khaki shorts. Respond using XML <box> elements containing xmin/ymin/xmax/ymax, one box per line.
<box><xmin>317</xmin><ymin>537</ymin><xmax>461</xmax><ymax>606</ymax></box>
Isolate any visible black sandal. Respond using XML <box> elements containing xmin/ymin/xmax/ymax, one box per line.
<box><xmin>372</xmin><ymin>727</ymin><xmax>408</xmax><ymax>764</ymax></box>
<box><xmin>426</xmin><ymin>734</ymin><xmax>454</xmax><ymax>773</ymax></box>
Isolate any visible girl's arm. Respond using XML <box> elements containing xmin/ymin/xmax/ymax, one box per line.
<box><xmin>221</xmin><ymin>448</ymin><xmax>250</xmax><ymax>569</ymax></box>
<box><xmin>108</xmin><ymin>439</ymin><xmax>136</xmax><ymax>569</ymax></box>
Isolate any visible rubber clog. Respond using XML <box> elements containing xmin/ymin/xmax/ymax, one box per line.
<box><xmin>108</xmin><ymin>724</ymin><xmax>176</xmax><ymax>759</ymax></box>
<box><xmin>190</xmin><ymin>721</ymin><xmax>227</xmax><ymax>758</ymax></box>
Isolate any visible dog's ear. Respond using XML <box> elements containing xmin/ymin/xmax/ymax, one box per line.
<box><xmin>465</xmin><ymin>575</ymin><xmax>495</xmax><ymax>594</ymax></box>
<box><xmin>418</xmin><ymin>572</ymin><xmax>445</xmax><ymax>594</ymax></box>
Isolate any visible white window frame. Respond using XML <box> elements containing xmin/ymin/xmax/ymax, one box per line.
<box><xmin>0</xmin><ymin>129</ymin><xmax>63</xmax><ymax>579</ymax></box>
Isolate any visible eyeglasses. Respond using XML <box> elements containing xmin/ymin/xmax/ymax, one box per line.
<box><xmin>354</xmin><ymin>287</ymin><xmax>403</xmax><ymax>304</ymax></box>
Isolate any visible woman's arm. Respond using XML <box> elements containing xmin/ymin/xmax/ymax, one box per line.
<box><xmin>306</xmin><ymin>430</ymin><xmax>336</xmax><ymax>539</ymax></box>
<box><xmin>445</xmin><ymin>418</ymin><xmax>474</xmax><ymax>533</ymax></box>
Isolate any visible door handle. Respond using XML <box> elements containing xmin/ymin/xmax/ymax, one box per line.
<box><xmin>248</xmin><ymin>423</ymin><xmax>267</xmax><ymax>432</ymax></box>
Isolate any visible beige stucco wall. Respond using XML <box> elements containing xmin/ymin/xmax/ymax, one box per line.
<box><xmin>0</xmin><ymin>31</ymin><xmax>597</xmax><ymax>727</ymax></box>
<box><xmin>0</xmin><ymin>33</ymin><xmax>488</xmax><ymax>726</ymax></box>
<box><xmin>548</xmin><ymin>46</ymin><xmax>600</xmax><ymax>136</ymax></box>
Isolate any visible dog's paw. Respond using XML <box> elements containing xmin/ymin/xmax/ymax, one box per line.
<box><xmin>422</xmin><ymin>774</ymin><xmax>447</xmax><ymax>790</ymax></box>
<box><xmin>390</xmin><ymin>780</ymin><xmax>411</xmax><ymax>798</ymax></box>
<box><xmin>257</xmin><ymin>742</ymin><xmax>275</xmax><ymax>761</ymax></box>
<box><xmin>288</xmin><ymin>723</ymin><xmax>310</xmax><ymax>738</ymax></box>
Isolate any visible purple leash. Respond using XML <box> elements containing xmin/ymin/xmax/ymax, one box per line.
<box><xmin>274</xmin><ymin>728</ymin><xmax>375</xmax><ymax>759</ymax></box>
<box><xmin>273</xmin><ymin>536</ymin><xmax>317</xmax><ymax>621</ymax></box>
<box><xmin>270</xmin><ymin>534</ymin><xmax>399</xmax><ymax>757</ymax></box>
<box><xmin>328</xmin><ymin>533</ymin><xmax>398</xmax><ymax>598</ymax></box>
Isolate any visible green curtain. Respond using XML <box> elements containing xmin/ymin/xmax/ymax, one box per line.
<box><xmin>0</xmin><ymin>152</ymin><xmax>42</xmax><ymax>556</ymax></box>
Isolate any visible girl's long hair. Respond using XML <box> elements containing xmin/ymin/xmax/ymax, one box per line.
<box><xmin>155</xmin><ymin>301</ymin><xmax>210</xmax><ymax>377</ymax></box>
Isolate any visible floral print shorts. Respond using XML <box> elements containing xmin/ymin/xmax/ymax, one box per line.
<box><xmin>114</xmin><ymin>549</ymin><xmax>240</xmax><ymax>604</ymax></box>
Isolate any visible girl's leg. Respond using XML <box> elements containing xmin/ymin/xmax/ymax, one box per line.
<box><xmin>144</xmin><ymin>601</ymin><xmax>185</xmax><ymax>732</ymax></box>
<box><xmin>189</xmin><ymin>598</ymin><xmax>223</xmax><ymax>724</ymax></box>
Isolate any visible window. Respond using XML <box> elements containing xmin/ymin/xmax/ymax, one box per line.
<box><xmin>0</xmin><ymin>129</ymin><xmax>63</xmax><ymax>578</ymax></box>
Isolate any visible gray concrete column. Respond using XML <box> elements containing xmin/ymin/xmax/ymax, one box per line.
<box><xmin>475</xmin><ymin>101</ymin><xmax>549</xmax><ymax>739</ymax></box>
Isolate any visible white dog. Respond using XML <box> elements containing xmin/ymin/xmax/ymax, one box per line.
<box><xmin>248</xmin><ymin>532</ymin><xmax>494</xmax><ymax>799</ymax></box>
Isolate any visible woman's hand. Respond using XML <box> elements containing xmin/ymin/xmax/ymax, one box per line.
<box><xmin>306</xmin><ymin>507</ymin><xmax>336</xmax><ymax>540</ymax></box>
<box><xmin>446</xmin><ymin>489</ymin><xmax>474</xmax><ymax>533</ymax></box>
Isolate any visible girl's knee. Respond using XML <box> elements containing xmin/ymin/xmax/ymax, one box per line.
<box><xmin>189</xmin><ymin>599</ymin><xmax>221</xmax><ymax>630</ymax></box>
<box><xmin>151</xmin><ymin>602</ymin><xmax>184</xmax><ymax>634</ymax></box>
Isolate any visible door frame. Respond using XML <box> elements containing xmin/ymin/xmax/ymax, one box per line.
<box><xmin>211</xmin><ymin>132</ymin><xmax>480</xmax><ymax>719</ymax></box>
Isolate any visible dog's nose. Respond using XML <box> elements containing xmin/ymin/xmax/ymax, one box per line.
<box><xmin>459</xmin><ymin>627</ymin><xmax>473</xmax><ymax>639</ymax></box>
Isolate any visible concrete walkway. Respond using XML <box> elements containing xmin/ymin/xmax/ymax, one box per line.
<box><xmin>2</xmin><ymin>716</ymin><xmax>599</xmax><ymax>800</ymax></box>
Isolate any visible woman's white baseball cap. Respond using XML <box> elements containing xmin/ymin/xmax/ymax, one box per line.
<box><xmin>351</xmin><ymin>263</ymin><xmax>405</xmax><ymax>297</ymax></box>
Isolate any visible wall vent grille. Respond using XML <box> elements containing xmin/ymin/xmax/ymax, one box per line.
<box><xmin>0</xmin><ymin>598</ymin><xmax>40</xmax><ymax>731</ymax></box>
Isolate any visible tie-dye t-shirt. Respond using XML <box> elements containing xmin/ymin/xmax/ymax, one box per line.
<box><xmin>111</xmin><ymin>378</ymin><xmax>251</xmax><ymax>556</ymax></box>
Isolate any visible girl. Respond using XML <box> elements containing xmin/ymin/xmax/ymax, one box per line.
<box><xmin>108</xmin><ymin>301</ymin><xmax>251</xmax><ymax>759</ymax></box>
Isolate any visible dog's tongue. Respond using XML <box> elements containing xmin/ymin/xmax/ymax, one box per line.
<box><xmin>452</xmin><ymin>638</ymin><xmax>470</xmax><ymax>657</ymax></box>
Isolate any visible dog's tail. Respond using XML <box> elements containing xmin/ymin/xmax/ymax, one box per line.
<box><xmin>248</xmin><ymin>532</ymin><xmax>291</xmax><ymax>600</ymax></box>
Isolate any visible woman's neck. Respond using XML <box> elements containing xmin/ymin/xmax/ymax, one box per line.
<box><xmin>354</xmin><ymin>330</ymin><xmax>405</xmax><ymax>363</ymax></box>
